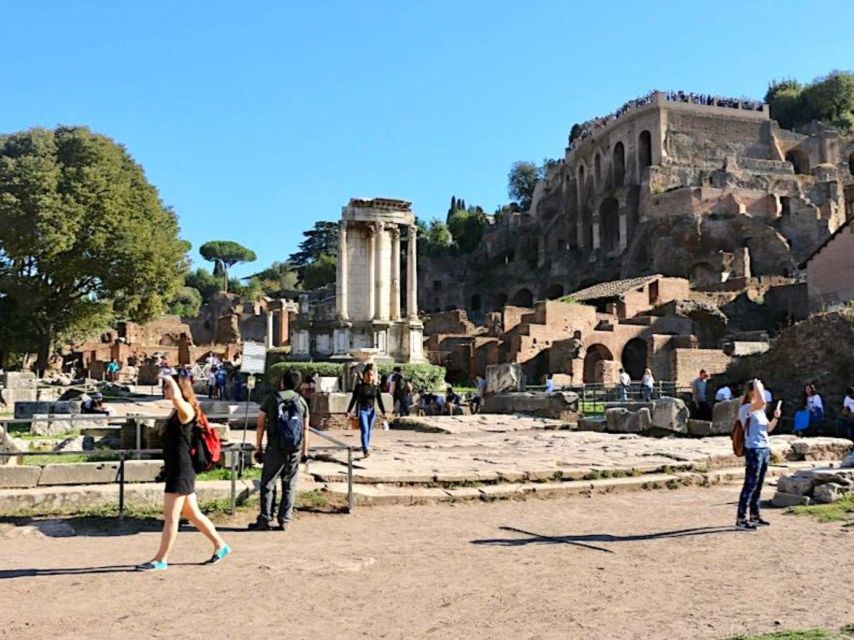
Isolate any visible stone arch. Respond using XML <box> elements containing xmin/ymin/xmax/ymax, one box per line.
<box><xmin>599</xmin><ymin>197</ymin><xmax>620</xmax><ymax>253</ymax></box>
<box><xmin>613</xmin><ymin>141</ymin><xmax>626</xmax><ymax>187</ymax></box>
<box><xmin>621</xmin><ymin>338</ymin><xmax>647</xmax><ymax>381</ymax></box>
<box><xmin>511</xmin><ymin>288</ymin><xmax>534</xmax><ymax>307</ymax></box>
<box><xmin>638</xmin><ymin>130</ymin><xmax>652</xmax><ymax>170</ymax></box>
<box><xmin>470</xmin><ymin>294</ymin><xmax>482</xmax><ymax>312</ymax></box>
<box><xmin>594</xmin><ymin>153</ymin><xmax>602</xmax><ymax>189</ymax></box>
<box><xmin>492</xmin><ymin>292</ymin><xmax>508</xmax><ymax>310</ymax></box>
<box><xmin>543</xmin><ymin>283</ymin><xmax>564</xmax><ymax>300</ymax></box>
<box><xmin>583</xmin><ymin>343</ymin><xmax>615</xmax><ymax>383</ymax></box>
<box><xmin>786</xmin><ymin>150</ymin><xmax>810</xmax><ymax>175</ymax></box>
<box><xmin>690</xmin><ymin>262</ymin><xmax>720</xmax><ymax>287</ymax></box>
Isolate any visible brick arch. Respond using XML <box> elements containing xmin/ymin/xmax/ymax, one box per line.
<box><xmin>613</xmin><ymin>141</ymin><xmax>626</xmax><ymax>187</ymax></box>
<box><xmin>511</xmin><ymin>288</ymin><xmax>534</xmax><ymax>307</ymax></box>
<box><xmin>542</xmin><ymin>283</ymin><xmax>565</xmax><ymax>300</ymax></box>
<box><xmin>583</xmin><ymin>343</ymin><xmax>615</xmax><ymax>383</ymax></box>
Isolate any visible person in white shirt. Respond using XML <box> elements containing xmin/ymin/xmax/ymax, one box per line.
<box><xmin>715</xmin><ymin>385</ymin><xmax>733</xmax><ymax>402</ymax></box>
<box><xmin>641</xmin><ymin>368</ymin><xmax>654</xmax><ymax>401</ymax></box>
<box><xmin>805</xmin><ymin>383</ymin><xmax>824</xmax><ymax>426</ymax></box>
<box><xmin>545</xmin><ymin>374</ymin><xmax>555</xmax><ymax>394</ymax></box>
<box><xmin>763</xmin><ymin>388</ymin><xmax>772</xmax><ymax>403</ymax></box>
<box><xmin>618</xmin><ymin>368</ymin><xmax>631</xmax><ymax>401</ymax></box>
<box><xmin>839</xmin><ymin>386</ymin><xmax>854</xmax><ymax>440</ymax></box>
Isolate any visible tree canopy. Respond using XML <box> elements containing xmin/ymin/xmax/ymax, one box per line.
<box><xmin>301</xmin><ymin>253</ymin><xmax>336</xmax><ymax>290</ymax></box>
<box><xmin>417</xmin><ymin>217</ymin><xmax>454</xmax><ymax>257</ymax></box>
<box><xmin>507</xmin><ymin>161</ymin><xmax>540</xmax><ymax>211</ymax></box>
<box><xmin>447</xmin><ymin>207</ymin><xmax>487</xmax><ymax>254</ymax></box>
<box><xmin>199</xmin><ymin>240</ymin><xmax>256</xmax><ymax>292</ymax></box>
<box><xmin>0</xmin><ymin>126</ymin><xmax>188</xmax><ymax>371</ymax></box>
<box><xmin>766</xmin><ymin>71</ymin><xmax>854</xmax><ymax>132</ymax></box>
<box><xmin>168</xmin><ymin>286</ymin><xmax>203</xmax><ymax>317</ymax></box>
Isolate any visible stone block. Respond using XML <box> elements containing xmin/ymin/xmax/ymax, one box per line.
<box><xmin>0</xmin><ymin>466</ymin><xmax>41</xmax><ymax>488</ymax></box>
<box><xmin>712</xmin><ymin>398</ymin><xmax>742</xmax><ymax>434</ymax></box>
<box><xmin>482</xmin><ymin>391</ymin><xmax>579</xmax><ymax>421</ymax></box>
<box><xmin>650</xmin><ymin>397</ymin><xmax>689</xmax><ymax>434</ymax></box>
<box><xmin>776</xmin><ymin>472</ymin><xmax>815</xmax><ymax>496</ymax></box>
<box><xmin>0</xmin><ymin>427</ymin><xmax>26</xmax><ymax>466</ymax></box>
<box><xmin>485</xmin><ymin>363</ymin><xmax>525</xmax><ymax>394</ymax></box>
<box><xmin>1</xmin><ymin>371</ymin><xmax>36</xmax><ymax>389</ymax></box>
<box><xmin>14</xmin><ymin>402</ymin><xmax>52</xmax><ymax>419</ymax></box>
<box><xmin>687</xmin><ymin>419</ymin><xmax>715</xmax><ymax>437</ymax></box>
<box><xmin>37</xmin><ymin>460</ymin><xmax>162</xmax><ymax>485</ymax></box>
<box><xmin>605</xmin><ymin>407</ymin><xmax>651</xmax><ymax>434</ymax></box>
<box><xmin>771</xmin><ymin>491</ymin><xmax>811</xmax><ymax>508</ymax></box>
<box><xmin>813</xmin><ymin>482</ymin><xmax>846</xmax><ymax>504</ymax></box>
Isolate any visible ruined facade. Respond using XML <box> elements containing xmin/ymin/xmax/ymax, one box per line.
<box><xmin>804</xmin><ymin>216</ymin><xmax>854</xmax><ymax>311</ymax></box>
<box><xmin>421</xmin><ymin>91</ymin><xmax>854</xmax><ymax>315</ymax></box>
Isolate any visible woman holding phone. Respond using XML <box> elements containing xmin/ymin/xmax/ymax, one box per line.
<box><xmin>137</xmin><ymin>370</ymin><xmax>230</xmax><ymax>571</ymax></box>
<box><xmin>736</xmin><ymin>378</ymin><xmax>781</xmax><ymax>531</ymax></box>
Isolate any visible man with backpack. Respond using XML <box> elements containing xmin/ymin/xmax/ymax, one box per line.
<box><xmin>249</xmin><ymin>369</ymin><xmax>309</xmax><ymax>531</ymax></box>
<box><xmin>390</xmin><ymin>366</ymin><xmax>411</xmax><ymax>417</ymax></box>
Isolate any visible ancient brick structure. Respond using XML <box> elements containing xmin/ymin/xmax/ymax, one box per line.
<box><xmin>420</xmin><ymin>90</ymin><xmax>854</xmax><ymax>315</ymax></box>
<box><xmin>804</xmin><ymin>216</ymin><xmax>854</xmax><ymax>311</ymax></box>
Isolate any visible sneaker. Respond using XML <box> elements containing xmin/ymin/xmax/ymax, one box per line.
<box><xmin>136</xmin><ymin>560</ymin><xmax>168</xmax><ymax>571</ymax></box>
<box><xmin>362</xmin><ymin>451</ymin><xmax>371</xmax><ymax>459</ymax></box>
<box><xmin>735</xmin><ymin>519</ymin><xmax>757</xmax><ymax>531</ymax></box>
<box><xmin>275</xmin><ymin>521</ymin><xmax>289</xmax><ymax>532</ymax></box>
<box><xmin>750</xmin><ymin>517</ymin><xmax>771</xmax><ymax>527</ymax></box>
<box><xmin>247</xmin><ymin>519</ymin><xmax>271</xmax><ymax>531</ymax></box>
<box><xmin>205</xmin><ymin>544</ymin><xmax>231</xmax><ymax>565</ymax></box>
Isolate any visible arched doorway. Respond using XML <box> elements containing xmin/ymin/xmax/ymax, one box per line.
<box><xmin>638</xmin><ymin>130</ymin><xmax>652</xmax><ymax>171</ymax></box>
<box><xmin>613</xmin><ymin>141</ymin><xmax>626</xmax><ymax>187</ymax></box>
<box><xmin>491</xmin><ymin>292</ymin><xmax>508</xmax><ymax>311</ymax></box>
<box><xmin>583</xmin><ymin>344</ymin><xmax>615</xmax><ymax>383</ymax></box>
<box><xmin>544</xmin><ymin>284</ymin><xmax>564</xmax><ymax>300</ymax></box>
<box><xmin>511</xmin><ymin>288</ymin><xmax>534</xmax><ymax>307</ymax></box>
<box><xmin>599</xmin><ymin>197</ymin><xmax>620</xmax><ymax>253</ymax></box>
<box><xmin>621</xmin><ymin>338</ymin><xmax>647</xmax><ymax>380</ymax></box>
<box><xmin>786</xmin><ymin>150</ymin><xmax>810</xmax><ymax>175</ymax></box>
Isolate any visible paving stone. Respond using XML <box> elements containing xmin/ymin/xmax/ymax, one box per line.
<box><xmin>0</xmin><ymin>466</ymin><xmax>41</xmax><ymax>489</ymax></box>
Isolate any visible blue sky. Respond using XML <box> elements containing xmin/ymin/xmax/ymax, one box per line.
<box><xmin>2</xmin><ymin>0</ymin><xmax>853</xmax><ymax>278</ymax></box>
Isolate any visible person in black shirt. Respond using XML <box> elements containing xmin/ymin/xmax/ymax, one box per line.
<box><xmin>347</xmin><ymin>364</ymin><xmax>387</xmax><ymax>458</ymax></box>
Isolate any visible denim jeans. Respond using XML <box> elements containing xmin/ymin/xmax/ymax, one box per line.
<box><xmin>737</xmin><ymin>447</ymin><xmax>770</xmax><ymax>521</ymax></box>
<box><xmin>359</xmin><ymin>408</ymin><xmax>376</xmax><ymax>453</ymax></box>
<box><xmin>259</xmin><ymin>444</ymin><xmax>301</xmax><ymax>524</ymax></box>
<box><xmin>642</xmin><ymin>385</ymin><xmax>653</xmax><ymax>401</ymax></box>
<box><xmin>619</xmin><ymin>385</ymin><xmax>628</xmax><ymax>401</ymax></box>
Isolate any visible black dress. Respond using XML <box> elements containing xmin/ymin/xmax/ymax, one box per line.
<box><xmin>162</xmin><ymin>411</ymin><xmax>196</xmax><ymax>495</ymax></box>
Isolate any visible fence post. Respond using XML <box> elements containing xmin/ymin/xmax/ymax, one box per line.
<box><xmin>229</xmin><ymin>448</ymin><xmax>237</xmax><ymax>515</ymax></box>
<box><xmin>347</xmin><ymin>447</ymin><xmax>354</xmax><ymax>514</ymax></box>
<box><xmin>135</xmin><ymin>419</ymin><xmax>142</xmax><ymax>461</ymax></box>
<box><xmin>118</xmin><ymin>452</ymin><xmax>126</xmax><ymax>520</ymax></box>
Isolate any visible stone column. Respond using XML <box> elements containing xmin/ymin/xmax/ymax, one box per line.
<box><xmin>406</xmin><ymin>225</ymin><xmax>418</xmax><ymax>320</ymax></box>
<box><xmin>373</xmin><ymin>221</ymin><xmax>387</xmax><ymax>321</ymax></box>
<box><xmin>276</xmin><ymin>303</ymin><xmax>289</xmax><ymax>346</ymax></box>
<box><xmin>336</xmin><ymin>221</ymin><xmax>349</xmax><ymax>321</ymax></box>
<box><xmin>366</xmin><ymin>223</ymin><xmax>376</xmax><ymax>321</ymax></box>
<box><xmin>391</xmin><ymin>226</ymin><xmax>401</xmax><ymax>320</ymax></box>
<box><xmin>265</xmin><ymin>309</ymin><xmax>274</xmax><ymax>349</ymax></box>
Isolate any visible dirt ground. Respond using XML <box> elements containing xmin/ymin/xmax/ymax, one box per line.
<box><xmin>0</xmin><ymin>486</ymin><xmax>852</xmax><ymax>640</ymax></box>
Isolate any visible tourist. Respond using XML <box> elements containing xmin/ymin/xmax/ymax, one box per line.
<box><xmin>545</xmin><ymin>373</ymin><xmax>555</xmax><ymax>394</ymax></box>
<box><xmin>249</xmin><ymin>368</ymin><xmax>309</xmax><ymax>531</ymax></box>
<box><xmin>106</xmin><ymin>359</ymin><xmax>120</xmax><ymax>382</ymax></box>
<box><xmin>389</xmin><ymin>366</ymin><xmax>406</xmax><ymax>415</ymax></box>
<box><xmin>159</xmin><ymin>357</ymin><xmax>174</xmax><ymax>380</ymax></box>
<box><xmin>445</xmin><ymin>385</ymin><xmax>462</xmax><ymax>415</ymax></box>
<box><xmin>692</xmin><ymin>370</ymin><xmax>711</xmax><ymax>420</ymax></box>
<box><xmin>137</xmin><ymin>371</ymin><xmax>230</xmax><ymax>571</ymax></box>
<box><xmin>207</xmin><ymin>366</ymin><xmax>218</xmax><ymax>399</ymax></box>
<box><xmin>81</xmin><ymin>392</ymin><xmax>111</xmax><ymax>415</ymax></box>
<box><xmin>715</xmin><ymin>384</ymin><xmax>733</xmax><ymax>402</ymax></box>
<box><xmin>735</xmin><ymin>378</ymin><xmax>781</xmax><ymax>531</ymax></box>
<box><xmin>301</xmin><ymin>371</ymin><xmax>317</xmax><ymax>402</ymax></box>
<box><xmin>641</xmin><ymin>368</ymin><xmax>655</xmax><ymax>401</ymax></box>
<box><xmin>618</xmin><ymin>368</ymin><xmax>631</xmax><ymax>401</ymax></box>
<box><xmin>805</xmin><ymin>383</ymin><xmax>824</xmax><ymax>426</ymax></box>
<box><xmin>471</xmin><ymin>375</ymin><xmax>487</xmax><ymax>414</ymax></box>
<box><xmin>215</xmin><ymin>366</ymin><xmax>227</xmax><ymax>400</ymax></box>
<box><xmin>838</xmin><ymin>386</ymin><xmax>854</xmax><ymax>440</ymax></box>
<box><xmin>346</xmin><ymin>364</ymin><xmax>387</xmax><ymax>458</ymax></box>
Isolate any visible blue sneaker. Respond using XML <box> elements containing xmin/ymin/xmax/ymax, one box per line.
<box><xmin>136</xmin><ymin>560</ymin><xmax>168</xmax><ymax>571</ymax></box>
<box><xmin>206</xmin><ymin>544</ymin><xmax>231</xmax><ymax>565</ymax></box>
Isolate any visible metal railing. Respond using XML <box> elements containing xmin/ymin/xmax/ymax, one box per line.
<box><xmin>526</xmin><ymin>381</ymin><xmax>691</xmax><ymax>418</ymax></box>
<box><xmin>0</xmin><ymin>414</ymin><xmax>358</xmax><ymax>518</ymax></box>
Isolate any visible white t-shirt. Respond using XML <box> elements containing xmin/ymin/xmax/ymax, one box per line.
<box><xmin>808</xmin><ymin>394</ymin><xmax>824</xmax><ymax>412</ymax></box>
<box><xmin>739</xmin><ymin>403</ymin><xmax>770</xmax><ymax>449</ymax></box>
<box><xmin>843</xmin><ymin>396</ymin><xmax>854</xmax><ymax>413</ymax></box>
<box><xmin>715</xmin><ymin>386</ymin><xmax>732</xmax><ymax>402</ymax></box>
<box><xmin>545</xmin><ymin>379</ymin><xmax>555</xmax><ymax>393</ymax></box>
<box><xmin>619</xmin><ymin>372</ymin><xmax>631</xmax><ymax>387</ymax></box>
<box><xmin>641</xmin><ymin>373</ymin><xmax>654</xmax><ymax>387</ymax></box>
<box><xmin>763</xmin><ymin>389</ymin><xmax>772</xmax><ymax>403</ymax></box>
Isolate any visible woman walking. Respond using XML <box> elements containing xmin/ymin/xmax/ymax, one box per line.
<box><xmin>137</xmin><ymin>370</ymin><xmax>230</xmax><ymax>571</ymax></box>
<box><xmin>641</xmin><ymin>368</ymin><xmax>655</xmax><ymax>401</ymax></box>
<box><xmin>347</xmin><ymin>364</ymin><xmax>387</xmax><ymax>459</ymax></box>
<box><xmin>735</xmin><ymin>378</ymin><xmax>781</xmax><ymax>531</ymax></box>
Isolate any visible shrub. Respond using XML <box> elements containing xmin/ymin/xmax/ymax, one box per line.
<box><xmin>265</xmin><ymin>362</ymin><xmax>344</xmax><ymax>387</ymax></box>
<box><xmin>376</xmin><ymin>363</ymin><xmax>447</xmax><ymax>392</ymax></box>
<box><xmin>263</xmin><ymin>361</ymin><xmax>446</xmax><ymax>393</ymax></box>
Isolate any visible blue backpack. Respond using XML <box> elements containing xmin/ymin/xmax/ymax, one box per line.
<box><xmin>275</xmin><ymin>395</ymin><xmax>304</xmax><ymax>451</ymax></box>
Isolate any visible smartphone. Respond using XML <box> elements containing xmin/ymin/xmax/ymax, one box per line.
<box><xmin>775</xmin><ymin>400</ymin><xmax>782</xmax><ymax>414</ymax></box>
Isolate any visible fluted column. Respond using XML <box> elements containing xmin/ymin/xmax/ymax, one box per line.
<box><xmin>336</xmin><ymin>221</ymin><xmax>349</xmax><ymax>321</ymax></box>
<box><xmin>265</xmin><ymin>309</ymin><xmax>274</xmax><ymax>348</ymax></box>
<box><xmin>366</xmin><ymin>223</ymin><xmax>376</xmax><ymax>321</ymax></box>
<box><xmin>391</xmin><ymin>226</ymin><xmax>401</xmax><ymax>320</ymax></box>
<box><xmin>373</xmin><ymin>221</ymin><xmax>387</xmax><ymax>321</ymax></box>
<box><xmin>406</xmin><ymin>225</ymin><xmax>418</xmax><ymax>320</ymax></box>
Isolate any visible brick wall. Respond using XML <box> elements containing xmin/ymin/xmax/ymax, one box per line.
<box><xmin>671</xmin><ymin>348</ymin><xmax>733</xmax><ymax>387</ymax></box>
<box><xmin>807</xmin><ymin>222</ymin><xmax>854</xmax><ymax>310</ymax></box>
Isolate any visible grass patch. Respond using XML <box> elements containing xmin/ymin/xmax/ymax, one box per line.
<box><xmin>726</xmin><ymin>624</ymin><xmax>854</xmax><ymax>639</ymax></box>
<box><xmin>579</xmin><ymin>400</ymin><xmax>605</xmax><ymax>417</ymax></box>
<box><xmin>788</xmin><ymin>495</ymin><xmax>854</xmax><ymax>523</ymax></box>
<box><xmin>22</xmin><ymin>451</ymin><xmax>120</xmax><ymax>466</ymax></box>
<box><xmin>196</xmin><ymin>466</ymin><xmax>262</xmax><ymax>482</ymax></box>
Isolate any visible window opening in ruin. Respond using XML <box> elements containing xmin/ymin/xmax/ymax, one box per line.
<box><xmin>511</xmin><ymin>288</ymin><xmax>534</xmax><ymax>307</ymax></box>
<box><xmin>785</xmin><ymin>150</ymin><xmax>809</xmax><ymax>175</ymax></box>
<box><xmin>613</xmin><ymin>141</ymin><xmax>626</xmax><ymax>187</ymax></box>
<box><xmin>583</xmin><ymin>344</ymin><xmax>614</xmax><ymax>383</ymax></box>
<box><xmin>648</xmin><ymin>280</ymin><xmax>659</xmax><ymax>305</ymax></box>
<box><xmin>780</xmin><ymin>196</ymin><xmax>791</xmax><ymax>216</ymax></box>
<box><xmin>621</xmin><ymin>338</ymin><xmax>648</xmax><ymax>381</ymax></box>
<box><xmin>544</xmin><ymin>284</ymin><xmax>564</xmax><ymax>300</ymax></box>
<box><xmin>638</xmin><ymin>130</ymin><xmax>652</xmax><ymax>170</ymax></box>
<box><xmin>600</xmin><ymin>197</ymin><xmax>620</xmax><ymax>253</ymax></box>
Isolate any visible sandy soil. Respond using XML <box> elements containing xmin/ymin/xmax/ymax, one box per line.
<box><xmin>0</xmin><ymin>486</ymin><xmax>852</xmax><ymax>640</ymax></box>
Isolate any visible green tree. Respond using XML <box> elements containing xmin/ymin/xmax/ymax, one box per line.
<box><xmin>185</xmin><ymin>267</ymin><xmax>221</xmax><ymax>302</ymax></box>
<box><xmin>416</xmin><ymin>217</ymin><xmax>453</xmax><ymax>257</ymax></box>
<box><xmin>289</xmin><ymin>221</ymin><xmax>338</xmax><ymax>271</ymax></box>
<box><xmin>447</xmin><ymin>208</ymin><xmax>487</xmax><ymax>254</ymax></box>
<box><xmin>0</xmin><ymin>126</ymin><xmax>188</xmax><ymax>373</ymax></box>
<box><xmin>199</xmin><ymin>240</ymin><xmax>256</xmax><ymax>292</ymax></box>
<box><xmin>766</xmin><ymin>71</ymin><xmax>854</xmax><ymax>132</ymax></box>
<box><xmin>168</xmin><ymin>286</ymin><xmax>203</xmax><ymax>317</ymax></box>
<box><xmin>250</xmin><ymin>261</ymin><xmax>300</xmax><ymax>294</ymax></box>
<box><xmin>507</xmin><ymin>161</ymin><xmax>540</xmax><ymax>211</ymax></box>
<box><xmin>301</xmin><ymin>253</ymin><xmax>337</xmax><ymax>290</ymax></box>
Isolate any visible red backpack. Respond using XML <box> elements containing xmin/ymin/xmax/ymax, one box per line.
<box><xmin>190</xmin><ymin>413</ymin><xmax>222</xmax><ymax>472</ymax></box>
